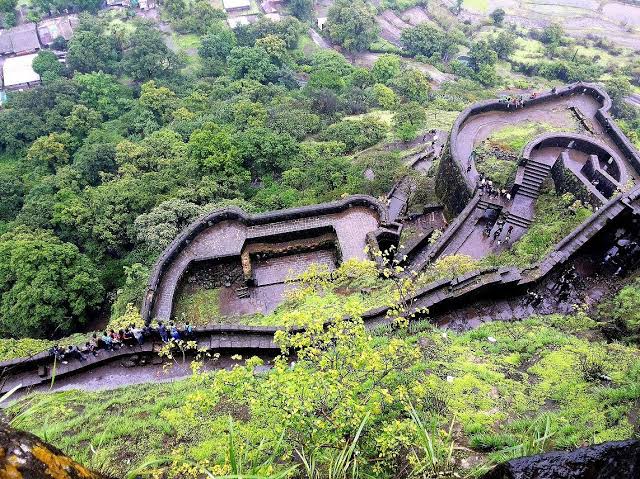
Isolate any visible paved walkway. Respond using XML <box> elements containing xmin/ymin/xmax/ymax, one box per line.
<box><xmin>426</xmin><ymin>90</ymin><xmax>640</xmax><ymax>263</ymax></box>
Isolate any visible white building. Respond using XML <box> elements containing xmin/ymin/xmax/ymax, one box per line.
<box><xmin>223</xmin><ymin>0</ymin><xmax>251</xmax><ymax>12</ymax></box>
<box><xmin>317</xmin><ymin>17</ymin><xmax>328</xmax><ymax>30</ymax></box>
<box><xmin>2</xmin><ymin>53</ymin><xmax>41</xmax><ymax>90</ymax></box>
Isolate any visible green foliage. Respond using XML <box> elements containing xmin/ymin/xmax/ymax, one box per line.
<box><xmin>325</xmin><ymin>0</ymin><xmax>379</xmax><ymax>52</ymax></box>
<box><xmin>468</xmin><ymin>40</ymin><xmax>498</xmax><ymax>73</ymax></box>
<box><xmin>286</xmin><ymin>0</ymin><xmax>313</xmax><ymax>20</ymax></box>
<box><xmin>400</xmin><ymin>24</ymin><xmax>458</xmax><ymax>60</ymax></box>
<box><xmin>228</xmin><ymin>46</ymin><xmax>279</xmax><ymax>83</ymax></box>
<box><xmin>371</xmin><ymin>54</ymin><xmax>401</xmax><ymax>84</ymax></box>
<box><xmin>0</xmin><ymin>0</ymin><xmax>17</xmax><ymax>12</ymax></box>
<box><xmin>390</xmin><ymin>68</ymin><xmax>431</xmax><ymax>104</ymax></box>
<box><xmin>134</xmin><ymin>199</ymin><xmax>205</xmax><ymax>255</ymax></box>
<box><xmin>32</xmin><ymin>51</ymin><xmax>65</xmax><ymax>79</ymax></box>
<box><xmin>10</xmin><ymin>312</ymin><xmax>640</xmax><ymax>477</ymax></box>
<box><xmin>121</xmin><ymin>22</ymin><xmax>181</xmax><ymax>82</ymax></box>
<box><xmin>393</xmin><ymin>101</ymin><xmax>427</xmax><ymax>141</ymax></box>
<box><xmin>489</xmin><ymin>31</ymin><xmax>517</xmax><ymax>60</ymax></box>
<box><xmin>320</xmin><ymin>117</ymin><xmax>388</xmax><ymax>153</ymax></box>
<box><xmin>490</xmin><ymin>8</ymin><xmax>505</xmax><ymax>25</ymax></box>
<box><xmin>371</xmin><ymin>83</ymin><xmax>398</xmax><ymax>109</ymax></box>
<box><xmin>67</xmin><ymin>26</ymin><xmax>121</xmax><ymax>75</ymax></box>
<box><xmin>0</xmin><ymin>227</ymin><xmax>103</xmax><ymax>338</ymax></box>
<box><xmin>540</xmin><ymin>23</ymin><xmax>565</xmax><ymax>46</ymax></box>
<box><xmin>610</xmin><ymin>279</ymin><xmax>640</xmax><ymax>342</ymax></box>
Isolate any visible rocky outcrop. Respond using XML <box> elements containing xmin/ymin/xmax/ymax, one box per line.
<box><xmin>0</xmin><ymin>424</ymin><xmax>113</xmax><ymax>479</ymax></box>
<box><xmin>481</xmin><ymin>440</ymin><xmax>640</xmax><ymax>479</ymax></box>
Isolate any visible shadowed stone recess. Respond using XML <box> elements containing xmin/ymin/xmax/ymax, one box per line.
<box><xmin>480</xmin><ymin>439</ymin><xmax>640</xmax><ymax>479</ymax></box>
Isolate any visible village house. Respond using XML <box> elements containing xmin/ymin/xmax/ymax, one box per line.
<box><xmin>37</xmin><ymin>15</ymin><xmax>78</xmax><ymax>47</ymax></box>
<box><xmin>223</xmin><ymin>0</ymin><xmax>251</xmax><ymax>12</ymax></box>
<box><xmin>0</xmin><ymin>23</ymin><xmax>40</xmax><ymax>56</ymax></box>
<box><xmin>2</xmin><ymin>53</ymin><xmax>41</xmax><ymax>90</ymax></box>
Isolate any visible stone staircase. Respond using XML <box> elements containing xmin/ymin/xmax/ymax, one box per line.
<box><xmin>504</xmin><ymin>211</ymin><xmax>532</xmax><ymax>229</ymax></box>
<box><xmin>235</xmin><ymin>286</ymin><xmax>249</xmax><ymax>299</ymax></box>
<box><xmin>517</xmin><ymin>159</ymin><xmax>552</xmax><ymax>199</ymax></box>
<box><xmin>478</xmin><ymin>198</ymin><xmax>506</xmax><ymax>210</ymax></box>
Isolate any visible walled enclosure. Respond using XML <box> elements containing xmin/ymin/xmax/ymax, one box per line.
<box><xmin>3</xmin><ymin>83</ymin><xmax>640</xmax><ymax>393</ymax></box>
<box><xmin>438</xmin><ymin>82</ymin><xmax>640</xmax><ymax>215</ymax></box>
<box><xmin>141</xmin><ymin>195</ymin><xmax>396</xmax><ymax>323</ymax></box>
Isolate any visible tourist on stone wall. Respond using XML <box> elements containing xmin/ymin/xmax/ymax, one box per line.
<box><xmin>132</xmin><ymin>326</ymin><xmax>144</xmax><ymax>346</ymax></box>
<box><xmin>170</xmin><ymin>322</ymin><xmax>181</xmax><ymax>341</ymax></box>
<box><xmin>101</xmin><ymin>331</ymin><xmax>113</xmax><ymax>351</ymax></box>
<box><xmin>158</xmin><ymin>322</ymin><xmax>169</xmax><ymax>342</ymax></box>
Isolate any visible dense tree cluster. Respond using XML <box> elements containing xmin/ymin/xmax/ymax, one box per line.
<box><xmin>0</xmin><ymin>12</ymin><xmax>429</xmax><ymax>338</ymax></box>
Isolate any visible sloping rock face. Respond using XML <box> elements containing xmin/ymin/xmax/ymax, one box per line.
<box><xmin>0</xmin><ymin>424</ymin><xmax>112</xmax><ymax>479</ymax></box>
<box><xmin>481</xmin><ymin>440</ymin><xmax>640</xmax><ymax>479</ymax></box>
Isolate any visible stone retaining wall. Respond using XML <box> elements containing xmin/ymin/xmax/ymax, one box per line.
<box><xmin>4</xmin><ymin>184</ymin><xmax>638</xmax><ymax>393</ymax></box>
<box><xmin>141</xmin><ymin>195</ymin><xmax>393</xmax><ymax>323</ymax></box>
<box><xmin>3</xmin><ymin>85</ymin><xmax>640</xmax><ymax>393</ymax></box>
<box><xmin>445</xmin><ymin>82</ymin><xmax>640</xmax><ymax>212</ymax></box>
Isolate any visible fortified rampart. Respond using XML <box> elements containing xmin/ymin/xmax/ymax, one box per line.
<box><xmin>3</xmin><ymin>84</ymin><xmax>640</xmax><ymax>394</ymax></box>
<box><xmin>3</xmin><ymin>184</ymin><xmax>638</xmax><ymax>394</ymax></box>
<box><xmin>142</xmin><ymin>195</ymin><xmax>396</xmax><ymax>323</ymax></box>
<box><xmin>439</xmin><ymin>82</ymin><xmax>640</xmax><ymax>215</ymax></box>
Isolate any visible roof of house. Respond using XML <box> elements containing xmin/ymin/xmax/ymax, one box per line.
<box><xmin>9</xmin><ymin>23</ymin><xmax>40</xmax><ymax>53</ymax></box>
<box><xmin>37</xmin><ymin>15</ymin><xmax>77</xmax><ymax>46</ymax></box>
<box><xmin>223</xmin><ymin>0</ymin><xmax>251</xmax><ymax>10</ymax></box>
<box><xmin>0</xmin><ymin>30</ymin><xmax>12</xmax><ymax>55</ymax></box>
<box><xmin>2</xmin><ymin>53</ymin><xmax>40</xmax><ymax>87</ymax></box>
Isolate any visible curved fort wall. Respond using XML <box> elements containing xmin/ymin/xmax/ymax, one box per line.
<box><xmin>4</xmin><ymin>184</ymin><xmax>639</xmax><ymax>393</ymax></box>
<box><xmin>141</xmin><ymin>195</ymin><xmax>392</xmax><ymax>323</ymax></box>
<box><xmin>3</xmin><ymin>84</ymin><xmax>640</xmax><ymax>392</ymax></box>
<box><xmin>440</xmin><ymin>82</ymin><xmax>640</xmax><ymax>215</ymax></box>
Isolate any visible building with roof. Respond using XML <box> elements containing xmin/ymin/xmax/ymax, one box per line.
<box><xmin>223</xmin><ymin>0</ymin><xmax>251</xmax><ymax>12</ymax></box>
<box><xmin>37</xmin><ymin>15</ymin><xmax>78</xmax><ymax>47</ymax></box>
<box><xmin>2</xmin><ymin>53</ymin><xmax>41</xmax><ymax>90</ymax></box>
<box><xmin>8</xmin><ymin>23</ymin><xmax>40</xmax><ymax>55</ymax></box>
<box><xmin>0</xmin><ymin>23</ymin><xmax>40</xmax><ymax>56</ymax></box>
<box><xmin>260</xmin><ymin>0</ymin><xmax>281</xmax><ymax>13</ymax></box>
<box><xmin>138</xmin><ymin>0</ymin><xmax>157</xmax><ymax>10</ymax></box>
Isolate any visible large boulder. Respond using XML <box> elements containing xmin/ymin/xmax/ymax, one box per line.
<box><xmin>0</xmin><ymin>424</ymin><xmax>113</xmax><ymax>479</ymax></box>
<box><xmin>481</xmin><ymin>440</ymin><xmax>640</xmax><ymax>479</ymax></box>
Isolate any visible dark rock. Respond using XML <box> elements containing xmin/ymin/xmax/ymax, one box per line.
<box><xmin>121</xmin><ymin>360</ymin><xmax>137</xmax><ymax>368</ymax></box>
<box><xmin>0</xmin><ymin>424</ymin><xmax>114</xmax><ymax>478</ymax></box>
<box><xmin>480</xmin><ymin>440</ymin><xmax>640</xmax><ymax>479</ymax></box>
<box><xmin>151</xmin><ymin>356</ymin><xmax>163</xmax><ymax>365</ymax></box>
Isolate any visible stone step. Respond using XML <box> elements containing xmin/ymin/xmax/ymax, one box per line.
<box><xmin>524</xmin><ymin>170</ymin><xmax>549</xmax><ymax>182</ymax></box>
<box><xmin>527</xmin><ymin>160</ymin><xmax>552</xmax><ymax>171</ymax></box>
<box><xmin>517</xmin><ymin>188</ymin><xmax>539</xmax><ymax>199</ymax></box>
<box><xmin>519</xmin><ymin>184</ymin><xmax>540</xmax><ymax>195</ymax></box>
<box><xmin>236</xmin><ymin>286</ymin><xmax>249</xmax><ymax>298</ymax></box>
<box><xmin>505</xmin><ymin>212</ymin><xmax>532</xmax><ymax>228</ymax></box>
<box><xmin>521</xmin><ymin>178</ymin><xmax>542</xmax><ymax>188</ymax></box>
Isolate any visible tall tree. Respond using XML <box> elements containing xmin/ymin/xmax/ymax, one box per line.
<box><xmin>121</xmin><ymin>22</ymin><xmax>180</xmax><ymax>82</ymax></box>
<box><xmin>0</xmin><ymin>227</ymin><xmax>103</xmax><ymax>338</ymax></box>
<box><xmin>67</xmin><ymin>30</ymin><xmax>121</xmax><ymax>74</ymax></box>
<box><xmin>325</xmin><ymin>0</ymin><xmax>378</xmax><ymax>52</ymax></box>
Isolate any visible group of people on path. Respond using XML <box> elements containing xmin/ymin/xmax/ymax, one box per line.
<box><xmin>477</xmin><ymin>173</ymin><xmax>512</xmax><ymax>202</ymax></box>
<box><xmin>483</xmin><ymin>215</ymin><xmax>514</xmax><ymax>247</ymax></box>
<box><xmin>48</xmin><ymin>321</ymin><xmax>195</xmax><ymax>365</ymax></box>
